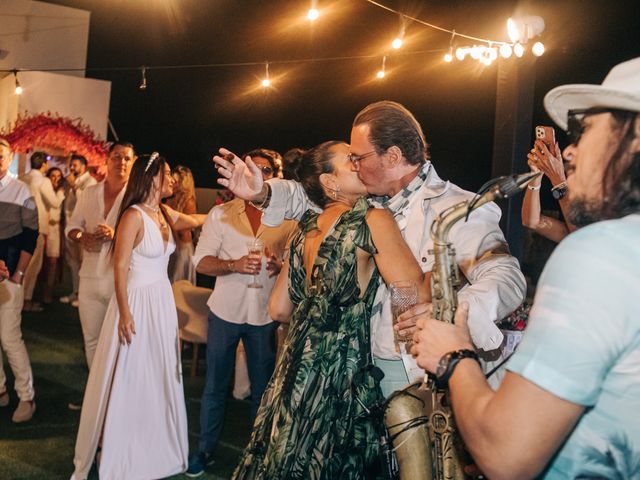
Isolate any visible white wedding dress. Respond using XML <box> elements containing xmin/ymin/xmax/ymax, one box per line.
<box><xmin>71</xmin><ymin>205</ymin><xmax>188</xmax><ymax>480</ymax></box>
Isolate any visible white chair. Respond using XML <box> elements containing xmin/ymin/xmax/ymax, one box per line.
<box><xmin>172</xmin><ymin>280</ymin><xmax>211</xmax><ymax>377</ymax></box>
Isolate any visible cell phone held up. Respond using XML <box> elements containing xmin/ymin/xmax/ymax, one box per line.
<box><xmin>535</xmin><ymin>125</ymin><xmax>558</xmax><ymax>156</ymax></box>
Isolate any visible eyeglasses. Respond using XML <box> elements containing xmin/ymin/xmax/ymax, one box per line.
<box><xmin>347</xmin><ymin>150</ymin><xmax>377</xmax><ymax>170</ymax></box>
<box><xmin>566</xmin><ymin>107</ymin><xmax>621</xmax><ymax>146</ymax></box>
<box><xmin>259</xmin><ymin>165</ymin><xmax>274</xmax><ymax>176</ymax></box>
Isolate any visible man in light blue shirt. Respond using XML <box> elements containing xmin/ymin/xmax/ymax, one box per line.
<box><xmin>411</xmin><ymin>57</ymin><xmax>640</xmax><ymax>479</ymax></box>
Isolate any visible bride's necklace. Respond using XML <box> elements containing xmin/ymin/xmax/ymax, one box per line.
<box><xmin>142</xmin><ymin>202</ymin><xmax>159</xmax><ymax>213</ymax></box>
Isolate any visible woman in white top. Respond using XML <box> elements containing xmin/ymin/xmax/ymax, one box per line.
<box><xmin>71</xmin><ymin>153</ymin><xmax>206</xmax><ymax>480</ymax></box>
<box><xmin>42</xmin><ymin>167</ymin><xmax>65</xmax><ymax>304</ymax></box>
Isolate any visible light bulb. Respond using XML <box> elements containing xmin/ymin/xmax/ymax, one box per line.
<box><xmin>15</xmin><ymin>85</ymin><xmax>23</xmax><ymax>95</ymax></box>
<box><xmin>488</xmin><ymin>47</ymin><xmax>498</xmax><ymax>61</ymax></box>
<box><xmin>261</xmin><ymin>78</ymin><xmax>271</xmax><ymax>87</ymax></box>
<box><xmin>444</xmin><ymin>53</ymin><xmax>453</xmax><ymax>63</ymax></box>
<box><xmin>376</xmin><ymin>70</ymin><xmax>385</xmax><ymax>79</ymax></box>
<box><xmin>532</xmin><ymin>41</ymin><xmax>545</xmax><ymax>57</ymax></box>
<box><xmin>514</xmin><ymin>42</ymin><xmax>525</xmax><ymax>57</ymax></box>
<box><xmin>499</xmin><ymin>43</ymin><xmax>513</xmax><ymax>58</ymax></box>
<box><xmin>391</xmin><ymin>37</ymin><xmax>403</xmax><ymax>49</ymax></box>
<box><xmin>455</xmin><ymin>47</ymin><xmax>466</xmax><ymax>61</ymax></box>
<box><xmin>307</xmin><ymin>8</ymin><xmax>319</xmax><ymax>21</ymax></box>
<box><xmin>470</xmin><ymin>45</ymin><xmax>481</xmax><ymax>60</ymax></box>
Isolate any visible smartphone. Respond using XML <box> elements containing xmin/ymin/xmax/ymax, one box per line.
<box><xmin>535</xmin><ymin>125</ymin><xmax>558</xmax><ymax>156</ymax></box>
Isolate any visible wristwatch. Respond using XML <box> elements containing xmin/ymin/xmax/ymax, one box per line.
<box><xmin>551</xmin><ymin>181</ymin><xmax>568</xmax><ymax>200</ymax></box>
<box><xmin>436</xmin><ymin>349</ymin><xmax>480</xmax><ymax>386</ymax></box>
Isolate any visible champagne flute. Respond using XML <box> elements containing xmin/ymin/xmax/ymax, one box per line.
<box><xmin>246</xmin><ymin>239</ymin><xmax>264</xmax><ymax>289</ymax></box>
<box><xmin>390</xmin><ymin>280</ymin><xmax>418</xmax><ymax>353</ymax></box>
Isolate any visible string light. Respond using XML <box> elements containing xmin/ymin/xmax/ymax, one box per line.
<box><xmin>443</xmin><ymin>30</ymin><xmax>455</xmax><ymax>63</ymax></box>
<box><xmin>391</xmin><ymin>19</ymin><xmax>405</xmax><ymax>50</ymax></box>
<box><xmin>307</xmin><ymin>0</ymin><xmax>319</xmax><ymax>21</ymax></box>
<box><xmin>513</xmin><ymin>42</ymin><xmax>525</xmax><ymax>58</ymax></box>
<box><xmin>499</xmin><ymin>43</ymin><xmax>513</xmax><ymax>58</ymax></box>
<box><xmin>532</xmin><ymin>41</ymin><xmax>545</xmax><ymax>57</ymax></box>
<box><xmin>261</xmin><ymin>62</ymin><xmax>271</xmax><ymax>87</ymax></box>
<box><xmin>12</xmin><ymin>70</ymin><xmax>22</xmax><ymax>95</ymax></box>
<box><xmin>139</xmin><ymin>66</ymin><xmax>147</xmax><ymax>90</ymax></box>
<box><xmin>376</xmin><ymin>55</ymin><xmax>386</xmax><ymax>79</ymax></box>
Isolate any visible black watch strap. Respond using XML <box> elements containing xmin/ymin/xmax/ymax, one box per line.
<box><xmin>436</xmin><ymin>349</ymin><xmax>480</xmax><ymax>386</ymax></box>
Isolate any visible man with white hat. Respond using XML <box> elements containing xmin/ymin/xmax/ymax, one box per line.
<box><xmin>411</xmin><ymin>57</ymin><xmax>640</xmax><ymax>479</ymax></box>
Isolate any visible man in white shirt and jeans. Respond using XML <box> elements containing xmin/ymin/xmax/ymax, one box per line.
<box><xmin>214</xmin><ymin>101</ymin><xmax>526</xmax><ymax>395</ymax></box>
<box><xmin>65</xmin><ymin>143</ymin><xmax>135</xmax><ymax>394</ymax></box>
<box><xmin>186</xmin><ymin>150</ymin><xmax>297</xmax><ymax>477</ymax></box>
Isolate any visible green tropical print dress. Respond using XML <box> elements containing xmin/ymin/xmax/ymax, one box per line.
<box><xmin>233</xmin><ymin>197</ymin><xmax>385</xmax><ymax>479</ymax></box>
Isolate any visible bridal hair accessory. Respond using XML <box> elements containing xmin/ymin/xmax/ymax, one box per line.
<box><xmin>144</xmin><ymin>152</ymin><xmax>159</xmax><ymax>172</ymax></box>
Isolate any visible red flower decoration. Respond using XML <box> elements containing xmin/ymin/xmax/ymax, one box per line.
<box><xmin>1</xmin><ymin>112</ymin><xmax>108</xmax><ymax>168</ymax></box>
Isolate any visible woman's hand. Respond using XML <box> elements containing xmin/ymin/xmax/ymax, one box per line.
<box><xmin>531</xmin><ymin>139</ymin><xmax>565</xmax><ymax>186</ymax></box>
<box><xmin>213</xmin><ymin>148</ymin><xmax>264</xmax><ymax>201</ymax></box>
<box><xmin>265</xmin><ymin>247</ymin><xmax>283</xmax><ymax>277</ymax></box>
<box><xmin>410</xmin><ymin>302</ymin><xmax>474</xmax><ymax>373</ymax></box>
<box><xmin>118</xmin><ymin>312</ymin><xmax>136</xmax><ymax>345</ymax></box>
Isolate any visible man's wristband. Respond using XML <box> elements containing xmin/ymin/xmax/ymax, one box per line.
<box><xmin>250</xmin><ymin>184</ymin><xmax>272</xmax><ymax>210</ymax></box>
<box><xmin>527</xmin><ymin>184</ymin><xmax>541</xmax><ymax>191</ymax></box>
<box><xmin>75</xmin><ymin>231</ymin><xmax>84</xmax><ymax>242</ymax></box>
<box><xmin>15</xmin><ymin>270</ymin><xmax>24</xmax><ymax>277</ymax></box>
<box><xmin>228</xmin><ymin>260</ymin><xmax>235</xmax><ymax>273</ymax></box>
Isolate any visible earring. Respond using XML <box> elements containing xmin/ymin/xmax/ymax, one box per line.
<box><xmin>332</xmin><ymin>190</ymin><xmax>338</xmax><ymax>200</ymax></box>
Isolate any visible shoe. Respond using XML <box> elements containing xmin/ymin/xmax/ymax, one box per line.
<box><xmin>12</xmin><ymin>400</ymin><xmax>36</xmax><ymax>423</ymax></box>
<box><xmin>60</xmin><ymin>293</ymin><xmax>78</xmax><ymax>304</ymax></box>
<box><xmin>68</xmin><ymin>399</ymin><xmax>83</xmax><ymax>411</ymax></box>
<box><xmin>185</xmin><ymin>452</ymin><xmax>214</xmax><ymax>478</ymax></box>
<box><xmin>23</xmin><ymin>301</ymin><xmax>44</xmax><ymax>313</ymax></box>
<box><xmin>71</xmin><ymin>299</ymin><xmax>79</xmax><ymax>308</ymax></box>
<box><xmin>0</xmin><ymin>390</ymin><xmax>8</xmax><ymax>407</ymax></box>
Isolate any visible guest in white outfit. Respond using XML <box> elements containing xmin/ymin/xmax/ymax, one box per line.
<box><xmin>71</xmin><ymin>152</ymin><xmax>206</xmax><ymax>480</ymax></box>
<box><xmin>41</xmin><ymin>167</ymin><xmax>65</xmax><ymax>305</ymax></box>
<box><xmin>65</xmin><ymin>142</ymin><xmax>135</xmax><ymax>372</ymax></box>
<box><xmin>21</xmin><ymin>152</ymin><xmax>63</xmax><ymax>312</ymax></box>
<box><xmin>167</xmin><ymin>165</ymin><xmax>197</xmax><ymax>284</ymax></box>
<box><xmin>60</xmin><ymin>155</ymin><xmax>97</xmax><ymax>306</ymax></box>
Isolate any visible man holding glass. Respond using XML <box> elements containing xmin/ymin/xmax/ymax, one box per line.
<box><xmin>187</xmin><ymin>149</ymin><xmax>297</xmax><ymax>477</ymax></box>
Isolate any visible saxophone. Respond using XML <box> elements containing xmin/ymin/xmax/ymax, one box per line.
<box><xmin>383</xmin><ymin>172</ymin><xmax>539</xmax><ymax>480</ymax></box>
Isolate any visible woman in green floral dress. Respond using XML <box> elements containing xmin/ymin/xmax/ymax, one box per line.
<box><xmin>233</xmin><ymin>141</ymin><xmax>429</xmax><ymax>479</ymax></box>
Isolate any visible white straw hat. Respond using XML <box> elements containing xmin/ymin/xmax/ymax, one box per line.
<box><xmin>544</xmin><ymin>57</ymin><xmax>640</xmax><ymax>130</ymax></box>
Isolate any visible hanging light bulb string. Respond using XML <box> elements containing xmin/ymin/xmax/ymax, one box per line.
<box><xmin>364</xmin><ymin>0</ymin><xmax>510</xmax><ymax>45</ymax></box>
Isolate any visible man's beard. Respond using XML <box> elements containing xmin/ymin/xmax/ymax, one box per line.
<box><xmin>567</xmin><ymin>198</ymin><xmax>605</xmax><ymax>227</ymax></box>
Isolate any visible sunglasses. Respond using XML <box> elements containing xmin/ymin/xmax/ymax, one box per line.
<box><xmin>566</xmin><ymin>107</ymin><xmax>623</xmax><ymax>145</ymax></box>
<box><xmin>259</xmin><ymin>165</ymin><xmax>274</xmax><ymax>176</ymax></box>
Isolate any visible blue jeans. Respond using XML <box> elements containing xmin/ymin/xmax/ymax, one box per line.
<box><xmin>198</xmin><ymin>312</ymin><xmax>277</xmax><ymax>454</ymax></box>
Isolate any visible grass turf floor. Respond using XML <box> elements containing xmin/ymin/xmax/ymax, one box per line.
<box><xmin>0</xmin><ymin>281</ymin><xmax>253</xmax><ymax>480</ymax></box>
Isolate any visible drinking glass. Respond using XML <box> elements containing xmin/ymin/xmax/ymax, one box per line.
<box><xmin>390</xmin><ymin>280</ymin><xmax>418</xmax><ymax>352</ymax></box>
<box><xmin>246</xmin><ymin>239</ymin><xmax>264</xmax><ymax>288</ymax></box>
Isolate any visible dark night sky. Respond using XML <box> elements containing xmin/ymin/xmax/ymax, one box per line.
<box><xmin>41</xmin><ymin>0</ymin><xmax>640</xmax><ymax>190</ymax></box>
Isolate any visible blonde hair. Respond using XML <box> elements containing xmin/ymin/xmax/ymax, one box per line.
<box><xmin>171</xmin><ymin>165</ymin><xmax>196</xmax><ymax>213</ymax></box>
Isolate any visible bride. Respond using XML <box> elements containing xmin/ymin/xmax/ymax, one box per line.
<box><xmin>71</xmin><ymin>152</ymin><xmax>205</xmax><ymax>480</ymax></box>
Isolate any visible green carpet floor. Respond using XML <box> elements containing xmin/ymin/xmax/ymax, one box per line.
<box><xmin>0</xmin><ymin>283</ymin><xmax>253</xmax><ymax>479</ymax></box>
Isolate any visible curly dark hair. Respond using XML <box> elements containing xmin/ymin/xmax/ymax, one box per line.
<box><xmin>353</xmin><ymin>100</ymin><xmax>429</xmax><ymax>165</ymax></box>
<box><xmin>288</xmin><ymin>141</ymin><xmax>344</xmax><ymax>209</ymax></box>
<box><xmin>568</xmin><ymin>110</ymin><xmax>640</xmax><ymax>226</ymax></box>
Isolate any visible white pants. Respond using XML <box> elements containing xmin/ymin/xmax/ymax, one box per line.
<box><xmin>0</xmin><ymin>280</ymin><xmax>35</xmax><ymax>400</ymax></box>
<box><xmin>23</xmin><ymin>234</ymin><xmax>45</xmax><ymax>301</ymax></box>
<box><xmin>78</xmin><ymin>276</ymin><xmax>114</xmax><ymax>369</ymax></box>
